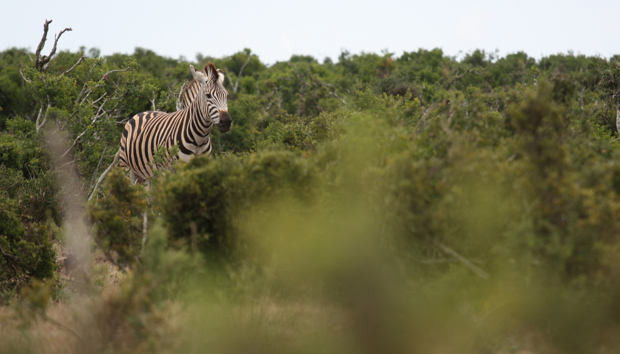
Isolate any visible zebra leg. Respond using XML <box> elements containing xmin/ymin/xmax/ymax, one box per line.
<box><xmin>130</xmin><ymin>170</ymin><xmax>140</xmax><ymax>184</ymax></box>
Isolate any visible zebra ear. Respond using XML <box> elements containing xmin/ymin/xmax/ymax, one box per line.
<box><xmin>191</xmin><ymin>64</ymin><xmax>207</xmax><ymax>84</ymax></box>
<box><xmin>217</xmin><ymin>69</ymin><xmax>225</xmax><ymax>84</ymax></box>
<box><xmin>203</xmin><ymin>63</ymin><xmax>219</xmax><ymax>83</ymax></box>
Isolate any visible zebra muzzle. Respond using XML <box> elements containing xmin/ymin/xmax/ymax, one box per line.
<box><xmin>217</xmin><ymin>111</ymin><xmax>232</xmax><ymax>133</ymax></box>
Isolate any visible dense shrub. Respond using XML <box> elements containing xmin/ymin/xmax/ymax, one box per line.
<box><xmin>88</xmin><ymin>167</ymin><xmax>147</xmax><ymax>268</ymax></box>
<box><xmin>0</xmin><ymin>192</ymin><xmax>55</xmax><ymax>293</ymax></box>
<box><xmin>0</xmin><ymin>118</ymin><xmax>58</xmax><ymax>294</ymax></box>
<box><xmin>154</xmin><ymin>149</ymin><xmax>315</xmax><ymax>257</ymax></box>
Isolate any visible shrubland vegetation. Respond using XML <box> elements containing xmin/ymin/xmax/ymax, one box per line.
<box><xmin>1</xmin><ymin>20</ymin><xmax>620</xmax><ymax>353</ymax></box>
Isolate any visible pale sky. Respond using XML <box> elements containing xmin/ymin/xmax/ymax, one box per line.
<box><xmin>1</xmin><ymin>0</ymin><xmax>618</xmax><ymax>65</ymax></box>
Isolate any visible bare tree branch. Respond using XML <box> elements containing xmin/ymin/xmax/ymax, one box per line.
<box><xmin>34</xmin><ymin>20</ymin><xmax>73</xmax><ymax>73</ymax></box>
<box><xmin>62</xmin><ymin>97</ymin><xmax>111</xmax><ymax>157</ymax></box>
<box><xmin>446</xmin><ymin>67</ymin><xmax>482</xmax><ymax>89</ymax></box>
<box><xmin>223</xmin><ymin>69</ymin><xmax>235</xmax><ymax>88</ymax></box>
<box><xmin>430</xmin><ymin>238</ymin><xmax>489</xmax><ymax>279</ymax></box>
<box><xmin>312</xmin><ymin>79</ymin><xmax>346</xmax><ymax>105</ymax></box>
<box><xmin>43</xmin><ymin>27</ymin><xmax>72</xmax><ymax>71</ymax></box>
<box><xmin>233</xmin><ymin>52</ymin><xmax>252</xmax><ymax>93</ymax></box>
<box><xmin>34</xmin><ymin>20</ymin><xmax>52</xmax><ymax>70</ymax></box>
<box><xmin>91</xmin><ymin>92</ymin><xmax>107</xmax><ymax>105</ymax></box>
<box><xmin>88</xmin><ymin>149</ymin><xmax>120</xmax><ymax>201</ymax></box>
<box><xmin>58</xmin><ymin>56</ymin><xmax>86</xmax><ymax>78</ymax></box>
<box><xmin>150</xmin><ymin>90</ymin><xmax>157</xmax><ymax>111</ymax></box>
<box><xmin>578</xmin><ymin>86</ymin><xmax>585</xmax><ymax>110</ymax></box>
<box><xmin>89</xmin><ymin>146</ymin><xmax>108</xmax><ymax>189</ymax></box>
<box><xmin>55</xmin><ymin>159</ymin><xmax>75</xmax><ymax>171</ymax></box>
<box><xmin>35</xmin><ymin>106</ymin><xmax>44</xmax><ymax>130</ymax></box>
<box><xmin>75</xmin><ymin>61</ymin><xmax>99</xmax><ymax>104</ymax></box>
<box><xmin>417</xmin><ymin>258</ymin><xmax>483</xmax><ymax>264</ymax></box>
<box><xmin>35</xmin><ymin>104</ymin><xmax>51</xmax><ymax>132</ymax></box>
<box><xmin>18</xmin><ymin>50</ymin><xmax>34</xmax><ymax>62</ymax></box>
<box><xmin>100</xmin><ymin>67</ymin><xmax>132</xmax><ymax>80</ymax></box>
<box><xmin>329</xmin><ymin>91</ymin><xmax>346</xmax><ymax>105</ymax></box>
<box><xmin>532</xmin><ymin>70</ymin><xmax>541</xmax><ymax>87</ymax></box>
<box><xmin>413</xmin><ymin>103</ymin><xmax>438</xmax><ymax>131</ymax></box>
<box><xmin>19</xmin><ymin>68</ymin><xmax>32</xmax><ymax>83</ymax></box>
<box><xmin>62</xmin><ymin>130</ymin><xmax>88</xmax><ymax>158</ymax></box>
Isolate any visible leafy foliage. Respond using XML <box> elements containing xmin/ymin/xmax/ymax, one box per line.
<box><xmin>88</xmin><ymin>167</ymin><xmax>146</xmax><ymax>268</ymax></box>
<box><xmin>0</xmin><ymin>192</ymin><xmax>55</xmax><ymax>293</ymax></box>
<box><xmin>153</xmin><ymin>149</ymin><xmax>315</xmax><ymax>257</ymax></box>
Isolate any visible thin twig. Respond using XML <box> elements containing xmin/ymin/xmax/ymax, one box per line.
<box><xmin>62</xmin><ymin>128</ymin><xmax>89</xmax><ymax>158</ymax></box>
<box><xmin>417</xmin><ymin>258</ymin><xmax>481</xmax><ymax>264</ymax></box>
<box><xmin>58</xmin><ymin>56</ymin><xmax>86</xmax><ymax>78</ymax></box>
<box><xmin>75</xmin><ymin>62</ymin><xmax>99</xmax><ymax>104</ymax></box>
<box><xmin>91</xmin><ymin>92</ymin><xmax>107</xmax><ymax>105</ymax></box>
<box><xmin>18</xmin><ymin>50</ymin><xmax>34</xmax><ymax>62</ymax></box>
<box><xmin>223</xmin><ymin>68</ymin><xmax>235</xmax><ymax>88</ymax></box>
<box><xmin>89</xmin><ymin>146</ymin><xmax>108</xmax><ymax>188</ymax></box>
<box><xmin>35</xmin><ymin>104</ymin><xmax>51</xmax><ymax>133</ymax></box>
<box><xmin>100</xmin><ymin>67</ymin><xmax>131</xmax><ymax>80</ymax></box>
<box><xmin>62</xmin><ymin>97</ymin><xmax>111</xmax><ymax>157</ymax></box>
<box><xmin>88</xmin><ymin>149</ymin><xmax>120</xmax><ymax>201</ymax></box>
<box><xmin>233</xmin><ymin>52</ymin><xmax>252</xmax><ymax>93</ymax></box>
<box><xmin>431</xmin><ymin>238</ymin><xmax>489</xmax><ymax>279</ymax></box>
<box><xmin>446</xmin><ymin>67</ymin><xmax>482</xmax><ymax>89</ymax></box>
<box><xmin>18</xmin><ymin>69</ymin><xmax>31</xmax><ymax>83</ymax></box>
<box><xmin>0</xmin><ymin>244</ymin><xmax>19</xmax><ymax>260</ymax></box>
<box><xmin>55</xmin><ymin>159</ymin><xmax>75</xmax><ymax>170</ymax></box>
<box><xmin>413</xmin><ymin>103</ymin><xmax>438</xmax><ymax>131</ymax></box>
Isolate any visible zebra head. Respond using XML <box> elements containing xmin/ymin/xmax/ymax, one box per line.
<box><xmin>190</xmin><ymin>63</ymin><xmax>232</xmax><ymax>133</ymax></box>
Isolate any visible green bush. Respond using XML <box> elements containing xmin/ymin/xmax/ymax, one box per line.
<box><xmin>154</xmin><ymin>149</ymin><xmax>316</xmax><ymax>257</ymax></box>
<box><xmin>0</xmin><ymin>119</ymin><xmax>61</xmax><ymax>224</ymax></box>
<box><xmin>88</xmin><ymin>167</ymin><xmax>147</xmax><ymax>269</ymax></box>
<box><xmin>0</xmin><ymin>192</ymin><xmax>55</xmax><ymax>294</ymax></box>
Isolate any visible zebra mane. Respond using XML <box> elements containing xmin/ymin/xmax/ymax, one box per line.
<box><xmin>176</xmin><ymin>80</ymin><xmax>195</xmax><ymax>110</ymax></box>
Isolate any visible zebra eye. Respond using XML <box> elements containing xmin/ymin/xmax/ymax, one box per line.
<box><xmin>206</xmin><ymin>93</ymin><xmax>212</xmax><ymax>99</ymax></box>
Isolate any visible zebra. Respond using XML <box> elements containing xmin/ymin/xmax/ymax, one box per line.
<box><xmin>118</xmin><ymin>63</ymin><xmax>232</xmax><ymax>182</ymax></box>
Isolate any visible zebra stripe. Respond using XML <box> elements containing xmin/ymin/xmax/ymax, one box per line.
<box><xmin>119</xmin><ymin>63</ymin><xmax>232</xmax><ymax>181</ymax></box>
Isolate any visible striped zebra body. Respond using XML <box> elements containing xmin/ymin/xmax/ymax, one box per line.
<box><xmin>119</xmin><ymin>63</ymin><xmax>231</xmax><ymax>181</ymax></box>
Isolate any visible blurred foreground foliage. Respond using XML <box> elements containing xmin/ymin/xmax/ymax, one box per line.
<box><xmin>2</xmin><ymin>30</ymin><xmax>620</xmax><ymax>353</ymax></box>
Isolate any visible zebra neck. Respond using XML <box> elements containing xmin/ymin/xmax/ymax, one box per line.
<box><xmin>188</xmin><ymin>91</ymin><xmax>214</xmax><ymax>136</ymax></box>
